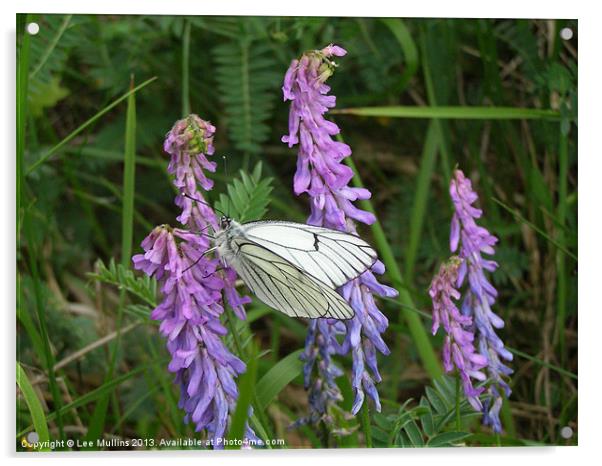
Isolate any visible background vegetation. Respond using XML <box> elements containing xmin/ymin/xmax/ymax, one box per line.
<box><xmin>17</xmin><ymin>14</ymin><xmax>577</xmax><ymax>449</ymax></box>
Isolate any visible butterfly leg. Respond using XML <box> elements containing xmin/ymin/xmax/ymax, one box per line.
<box><xmin>182</xmin><ymin>246</ymin><xmax>217</xmax><ymax>273</ymax></box>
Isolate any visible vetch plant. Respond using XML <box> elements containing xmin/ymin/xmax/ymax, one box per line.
<box><xmin>431</xmin><ymin>168</ymin><xmax>513</xmax><ymax>433</ymax></box>
<box><xmin>282</xmin><ymin>44</ymin><xmax>398</xmax><ymax>425</ymax></box>
<box><xmin>429</xmin><ymin>256</ymin><xmax>487</xmax><ymax>412</ymax></box>
<box><xmin>132</xmin><ymin>115</ymin><xmax>258</xmax><ymax>446</ymax></box>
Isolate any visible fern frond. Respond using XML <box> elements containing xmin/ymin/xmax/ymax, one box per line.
<box><xmin>215</xmin><ymin>162</ymin><xmax>273</xmax><ymax>222</ymax></box>
<box><xmin>213</xmin><ymin>38</ymin><xmax>279</xmax><ymax>154</ymax></box>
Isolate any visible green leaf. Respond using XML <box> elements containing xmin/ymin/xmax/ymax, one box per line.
<box><xmin>28</xmin><ymin>76</ymin><xmax>69</xmax><ymax>116</ymax></box>
<box><xmin>333</xmin><ymin>105</ymin><xmax>560</xmax><ymax>120</ymax></box>
<box><xmin>493</xmin><ymin>198</ymin><xmax>577</xmax><ymax>261</ymax></box>
<box><xmin>215</xmin><ymin>162</ymin><xmax>273</xmax><ymax>223</ymax></box>
<box><xmin>433</xmin><ymin>375</ymin><xmax>456</xmax><ymax>406</ymax></box>
<box><xmin>90</xmin><ymin>259</ymin><xmax>158</xmax><ymax>307</ymax></box>
<box><xmin>427</xmin><ymin>431</ymin><xmax>472</xmax><ymax>447</ymax></box>
<box><xmin>213</xmin><ymin>37</ymin><xmax>278</xmax><ymax>154</ymax></box>
<box><xmin>419</xmin><ymin>397</ymin><xmax>434</xmax><ymax>438</ymax></box>
<box><xmin>17</xmin><ymin>363</ymin><xmax>50</xmax><ymax>450</ymax></box>
<box><xmin>256</xmin><ymin>349</ymin><xmax>304</xmax><ymax>411</ymax></box>
<box><xmin>381</xmin><ymin>18</ymin><xmax>419</xmax><ymax>92</ymax></box>
<box><xmin>425</xmin><ymin>386</ymin><xmax>447</xmax><ymax>415</ymax></box>
<box><xmin>403</xmin><ymin>418</ymin><xmax>424</xmax><ymax>447</ymax></box>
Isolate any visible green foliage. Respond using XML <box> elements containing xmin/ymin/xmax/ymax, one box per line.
<box><xmin>371</xmin><ymin>376</ymin><xmax>476</xmax><ymax>447</ymax></box>
<box><xmin>28</xmin><ymin>15</ymin><xmax>75</xmax><ymax>112</ymax></box>
<box><xmin>215</xmin><ymin>162</ymin><xmax>274</xmax><ymax>222</ymax></box>
<box><xmin>212</xmin><ymin>27</ymin><xmax>279</xmax><ymax>154</ymax></box>
<box><xmin>90</xmin><ymin>259</ymin><xmax>157</xmax><ymax>307</ymax></box>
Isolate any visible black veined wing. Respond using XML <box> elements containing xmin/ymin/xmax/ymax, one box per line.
<box><xmin>238</xmin><ymin>221</ymin><xmax>377</xmax><ymax>289</ymax></box>
<box><xmin>229</xmin><ymin>238</ymin><xmax>355</xmax><ymax>320</ymax></box>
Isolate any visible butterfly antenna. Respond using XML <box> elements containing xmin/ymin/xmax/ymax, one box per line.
<box><xmin>182</xmin><ymin>192</ymin><xmax>226</xmax><ymax>217</ymax></box>
<box><xmin>222</xmin><ymin>155</ymin><xmax>231</xmax><ymax>217</ymax></box>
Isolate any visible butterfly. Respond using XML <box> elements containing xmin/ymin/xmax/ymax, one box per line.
<box><xmin>213</xmin><ymin>216</ymin><xmax>377</xmax><ymax>320</ymax></box>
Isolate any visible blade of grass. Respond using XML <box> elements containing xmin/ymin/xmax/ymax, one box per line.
<box><xmin>16</xmin><ymin>307</ymin><xmax>45</xmax><ymax>368</ymax></box>
<box><xmin>333</xmin><ymin>106</ymin><xmax>561</xmax><ymax>120</ymax></box>
<box><xmin>29</xmin><ymin>14</ymin><xmax>72</xmax><ymax>79</ymax></box>
<box><xmin>492</xmin><ymin>197</ymin><xmax>577</xmax><ymax>261</ymax></box>
<box><xmin>382</xmin><ymin>296</ymin><xmax>578</xmax><ymax>380</ymax></box>
<box><xmin>17</xmin><ymin>363</ymin><xmax>50</xmax><ymax>450</ymax></box>
<box><xmin>121</xmin><ymin>76</ymin><xmax>137</xmax><ymax>268</ymax></box>
<box><xmin>332</xmin><ymin>127</ymin><xmax>441</xmax><ymax>379</ymax></box>
<box><xmin>404</xmin><ymin>122</ymin><xmax>439</xmax><ymax>282</ymax></box>
<box><xmin>555</xmin><ymin>126</ymin><xmax>569</xmax><ymax>364</ymax></box>
<box><xmin>25</xmin><ymin>76</ymin><xmax>156</xmax><ymax>174</ymax></box>
<box><xmin>182</xmin><ymin>19</ymin><xmax>191</xmax><ymax>116</ymax></box>
<box><xmin>256</xmin><ymin>349</ymin><xmax>304</xmax><ymax>411</ymax></box>
<box><xmin>224</xmin><ymin>309</ymin><xmax>273</xmax><ymax>447</ymax></box>
<box><xmin>109</xmin><ymin>384</ymin><xmax>160</xmax><ymax>435</ymax></box>
<box><xmin>84</xmin><ymin>76</ymin><xmax>137</xmax><ymax>446</ymax></box>
<box><xmin>226</xmin><ymin>342</ymin><xmax>259</xmax><ymax>449</ymax></box>
<box><xmin>17</xmin><ymin>363</ymin><xmax>153</xmax><ymax>438</ymax></box>
<box><xmin>343</xmin><ymin>153</ymin><xmax>442</xmax><ymax>379</ymax></box>
<box><xmin>360</xmin><ymin>403</ymin><xmax>373</xmax><ymax>448</ymax></box>
<box><xmin>381</xmin><ymin>18</ymin><xmax>418</xmax><ymax>93</ymax></box>
<box><xmin>145</xmin><ymin>334</ymin><xmax>186</xmax><ymax>436</ymax></box>
<box><xmin>419</xmin><ymin>25</ymin><xmax>452</xmax><ymax>182</ymax></box>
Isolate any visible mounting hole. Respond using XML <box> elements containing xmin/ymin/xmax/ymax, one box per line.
<box><xmin>26</xmin><ymin>22</ymin><xmax>39</xmax><ymax>35</ymax></box>
<box><xmin>560</xmin><ymin>27</ymin><xmax>573</xmax><ymax>41</ymax></box>
<box><xmin>560</xmin><ymin>426</ymin><xmax>573</xmax><ymax>439</ymax></box>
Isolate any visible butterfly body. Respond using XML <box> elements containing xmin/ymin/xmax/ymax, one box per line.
<box><xmin>214</xmin><ymin>217</ymin><xmax>378</xmax><ymax>320</ymax></box>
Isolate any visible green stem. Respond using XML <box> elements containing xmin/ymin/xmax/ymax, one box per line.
<box><xmin>420</xmin><ymin>27</ymin><xmax>451</xmax><ymax>182</ymax></box>
<box><xmin>181</xmin><ymin>20</ymin><xmax>191</xmax><ymax>116</ymax></box>
<box><xmin>455</xmin><ymin>374</ymin><xmax>461</xmax><ymax>431</ymax></box>
<box><xmin>555</xmin><ymin>125</ymin><xmax>569</xmax><ymax>366</ymax></box>
<box><xmin>361</xmin><ymin>403</ymin><xmax>373</xmax><ymax>448</ymax></box>
<box><xmin>26</xmin><ymin>76</ymin><xmax>157</xmax><ymax>175</ymax></box>
<box><xmin>344</xmin><ymin>156</ymin><xmax>442</xmax><ymax>380</ymax></box>
<box><xmin>224</xmin><ymin>309</ymin><xmax>274</xmax><ymax>447</ymax></box>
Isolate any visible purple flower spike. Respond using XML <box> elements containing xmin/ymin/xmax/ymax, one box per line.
<box><xmin>445</xmin><ymin>168</ymin><xmax>513</xmax><ymax>433</ymax></box>
<box><xmin>430</xmin><ymin>257</ymin><xmax>488</xmax><ymax>411</ymax></box>
<box><xmin>282</xmin><ymin>45</ymin><xmax>398</xmax><ymax>425</ymax></box>
<box><xmin>133</xmin><ymin>116</ymin><xmax>258</xmax><ymax>447</ymax></box>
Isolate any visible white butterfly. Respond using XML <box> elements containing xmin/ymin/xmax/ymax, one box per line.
<box><xmin>214</xmin><ymin>217</ymin><xmax>377</xmax><ymax>320</ymax></box>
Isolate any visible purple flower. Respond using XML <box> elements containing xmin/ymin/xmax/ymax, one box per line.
<box><xmin>448</xmin><ymin>168</ymin><xmax>513</xmax><ymax>433</ymax></box>
<box><xmin>164</xmin><ymin>114</ymin><xmax>218</xmax><ymax>233</ymax></box>
<box><xmin>282</xmin><ymin>44</ymin><xmax>398</xmax><ymax>423</ymax></box>
<box><xmin>429</xmin><ymin>256</ymin><xmax>488</xmax><ymax>411</ymax></box>
<box><xmin>133</xmin><ymin>116</ymin><xmax>257</xmax><ymax>447</ymax></box>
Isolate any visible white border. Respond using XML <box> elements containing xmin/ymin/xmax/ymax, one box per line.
<box><xmin>3</xmin><ymin>1</ymin><xmax>598</xmax><ymax>465</ymax></box>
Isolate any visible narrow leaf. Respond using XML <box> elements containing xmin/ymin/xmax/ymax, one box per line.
<box><xmin>17</xmin><ymin>363</ymin><xmax>50</xmax><ymax>450</ymax></box>
<box><xmin>256</xmin><ymin>349</ymin><xmax>304</xmax><ymax>411</ymax></box>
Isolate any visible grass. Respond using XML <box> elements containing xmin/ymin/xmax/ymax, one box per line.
<box><xmin>16</xmin><ymin>15</ymin><xmax>577</xmax><ymax>450</ymax></box>
<box><xmin>17</xmin><ymin>363</ymin><xmax>50</xmax><ymax>449</ymax></box>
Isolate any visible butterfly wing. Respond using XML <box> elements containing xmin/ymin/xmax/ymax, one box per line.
<box><xmin>228</xmin><ymin>238</ymin><xmax>354</xmax><ymax>319</ymax></box>
<box><xmin>238</xmin><ymin>221</ymin><xmax>377</xmax><ymax>289</ymax></box>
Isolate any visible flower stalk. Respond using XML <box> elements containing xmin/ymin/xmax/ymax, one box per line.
<box><xmin>282</xmin><ymin>44</ymin><xmax>398</xmax><ymax>425</ymax></box>
<box><xmin>133</xmin><ymin>115</ymin><xmax>258</xmax><ymax>446</ymax></box>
